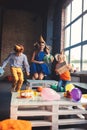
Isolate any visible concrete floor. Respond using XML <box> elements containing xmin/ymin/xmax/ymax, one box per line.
<box><xmin>0</xmin><ymin>80</ymin><xmax>87</xmax><ymax>130</ymax></box>
<box><xmin>0</xmin><ymin>80</ymin><xmax>27</xmax><ymax>120</ymax></box>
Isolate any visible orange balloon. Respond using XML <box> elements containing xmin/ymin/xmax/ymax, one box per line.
<box><xmin>37</xmin><ymin>86</ymin><xmax>43</xmax><ymax>92</ymax></box>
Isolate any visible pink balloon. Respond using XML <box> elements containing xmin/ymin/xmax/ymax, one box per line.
<box><xmin>41</xmin><ymin>87</ymin><xmax>60</xmax><ymax>101</ymax></box>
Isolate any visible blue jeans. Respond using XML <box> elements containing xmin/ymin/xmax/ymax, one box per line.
<box><xmin>57</xmin><ymin>80</ymin><xmax>70</xmax><ymax>92</ymax></box>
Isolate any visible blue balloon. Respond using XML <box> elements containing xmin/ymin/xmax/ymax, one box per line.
<box><xmin>0</xmin><ymin>67</ymin><xmax>4</xmax><ymax>77</ymax></box>
<box><xmin>70</xmin><ymin>88</ymin><xmax>82</xmax><ymax>101</ymax></box>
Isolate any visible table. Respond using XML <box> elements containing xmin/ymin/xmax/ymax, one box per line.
<box><xmin>72</xmin><ymin>82</ymin><xmax>87</xmax><ymax>90</ymax></box>
<box><xmin>26</xmin><ymin>79</ymin><xmax>58</xmax><ymax>89</ymax></box>
<box><xmin>72</xmin><ymin>82</ymin><xmax>87</xmax><ymax>94</ymax></box>
<box><xmin>10</xmin><ymin>92</ymin><xmax>58</xmax><ymax>130</ymax></box>
<box><xmin>10</xmin><ymin>92</ymin><xmax>87</xmax><ymax>130</ymax></box>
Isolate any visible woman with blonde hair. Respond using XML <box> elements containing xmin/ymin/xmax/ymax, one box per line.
<box><xmin>30</xmin><ymin>36</ymin><xmax>50</xmax><ymax>80</ymax></box>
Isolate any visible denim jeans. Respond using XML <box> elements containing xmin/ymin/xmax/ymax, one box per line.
<box><xmin>57</xmin><ymin>80</ymin><xmax>70</xmax><ymax>92</ymax></box>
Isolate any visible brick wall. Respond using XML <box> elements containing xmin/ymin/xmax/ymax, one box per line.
<box><xmin>1</xmin><ymin>9</ymin><xmax>42</xmax><ymax>76</ymax></box>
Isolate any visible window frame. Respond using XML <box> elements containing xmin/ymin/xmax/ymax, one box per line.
<box><xmin>61</xmin><ymin>0</ymin><xmax>87</xmax><ymax>72</ymax></box>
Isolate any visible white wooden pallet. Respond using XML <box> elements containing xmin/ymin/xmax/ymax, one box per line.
<box><xmin>26</xmin><ymin>79</ymin><xmax>58</xmax><ymax>89</ymax></box>
<box><xmin>10</xmin><ymin>92</ymin><xmax>87</xmax><ymax>130</ymax></box>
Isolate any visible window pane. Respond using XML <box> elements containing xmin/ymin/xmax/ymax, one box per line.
<box><xmin>70</xmin><ymin>47</ymin><xmax>81</xmax><ymax>71</ymax></box>
<box><xmin>64</xmin><ymin>27</ymin><xmax>70</xmax><ymax>48</ymax></box>
<box><xmin>83</xmin><ymin>0</ymin><xmax>87</xmax><ymax>11</ymax></box>
<box><xmin>71</xmin><ymin>19</ymin><xmax>81</xmax><ymax>45</ymax></box>
<box><xmin>72</xmin><ymin>0</ymin><xmax>82</xmax><ymax>21</ymax></box>
<box><xmin>65</xmin><ymin>4</ymin><xmax>71</xmax><ymax>26</ymax></box>
<box><xmin>65</xmin><ymin>51</ymin><xmax>69</xmax><ymax>63</ymax></box>
<box><xmin>82</xmin><ymin>45</ymin><xmax>87</xmax><ymax>70</ymax></box>
<box><xmin>83</xmin><ymin>14</ymin><xmax>87</xmax><ymax>41</ymax></box>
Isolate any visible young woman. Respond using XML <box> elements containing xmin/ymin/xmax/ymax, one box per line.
<box><xmin>30</xmin><ymin>36</ymin><xmax>50</xmax><ymax>80</ymax></box>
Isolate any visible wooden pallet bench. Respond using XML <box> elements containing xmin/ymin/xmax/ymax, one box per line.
<box><xmin>10</xmin><ymin>92</ymin><xmax>87</xmax><ymax>130</ymax></box>
<box><xmin>26</xmin><ymin>79</ymin><xmax>58</xmax><ymax>89</ymax></box>
<box><xmin>71</xmin><ymin>82</ymin><xmax>87</xmax><ymax>94</ymax></box>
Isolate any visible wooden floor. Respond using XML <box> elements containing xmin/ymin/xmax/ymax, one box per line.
<box><xmin>0</xmin><ymin>80</ymin><xmax>87</xmax><ymax>130</ymax></box>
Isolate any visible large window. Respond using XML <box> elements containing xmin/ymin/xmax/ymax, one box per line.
<box><xmin>62</xmin><ymin>0</ymin><xmax>87</xmax><ymax>71</ymax></box>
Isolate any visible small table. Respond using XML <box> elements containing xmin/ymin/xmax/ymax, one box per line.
<box><xmin>72</xmin><ymin>82</ymin><xmax>87</xmax><ymax>90</ymax></box>
<box><xmin>26</xmin><ymin>79</ymin><xmax>58</xmax><ymax>89</ymax></box>
<box><xmin>10</xmin><ymin>92</ymin><xmax>59</xmax><ymax>130</ymax></box>
<box><xmin>72</xmin><ymin>82</ymin><xmax>87</xmax><ymax>94</ymax></box>
<box><xmin>10</xmin><ymin>92</ymin><xmax>87</xmax><ymax>130</ymax></box>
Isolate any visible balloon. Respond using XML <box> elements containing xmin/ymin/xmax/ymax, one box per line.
<box><xmin>0</xmin><ymin>67</ymin><xmax>4</xmax><ymax>77</ymax></box>
<box><xmin>70</xmin><ymin>88</ymin><xmax>82</xmax><ymax>102</ymax></box>
<box><xmin>51</xmin><ymin>84</ymin><xmax>57</xmax><ymax>91</ymax></box>
<box><xmin>41</xmin><ymin>87</ymin><xmax>60</xmax><ymax>101</ymax></box>
<box><xmin>65</xmin><ymin>83</ymin><xmax>75</xmax><ymax>92</ymax></box>
<box><xmin>44</xmin><ymin>55</ymin><xmax>53</xmax><ymax>63</ymax></box>
<box><xmin>37</xmin><ymin>86</ymin><xmax>43</xmax><ymax>92</ymax></box>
